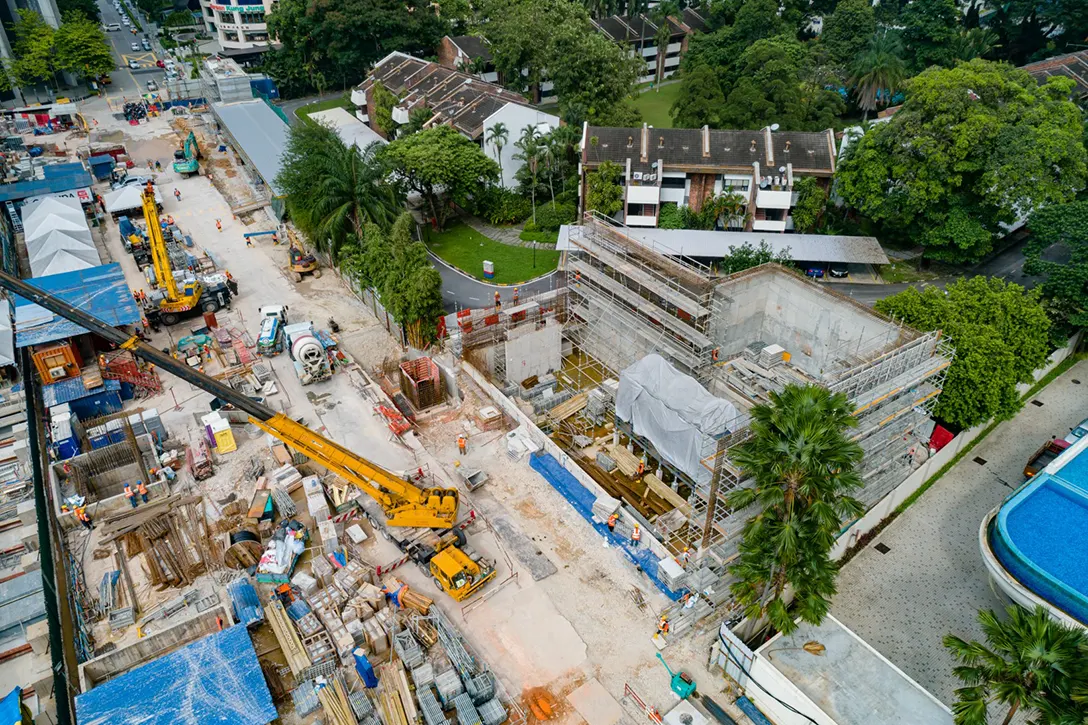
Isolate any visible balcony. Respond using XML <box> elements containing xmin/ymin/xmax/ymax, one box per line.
<box><xmin>755</xmin><ymin>189</ymin><xmax>792</xmax><ymax>209</ymax></box>
<box><xmin>626</xmin><ymin>215</ymin><xmax>657</xmax><ymax>227</ymax></box>
<box><xmin>350</xmin><ymin>88</ymin><xmax>367</xmax><ymax>106</ymax></box>
<box><xmin>752</xmin><ymin>219</ymin><xmax>787</xmax><ymax>232</ymax></box>
<box><xmin>627</xmin><ymin>185</ymin><xmax>660</xmax><ymax>205</ymax></box>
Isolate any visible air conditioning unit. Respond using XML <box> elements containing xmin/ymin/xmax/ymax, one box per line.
<box><xmin>647</xmin><ymin>173</ymin><xmax>657</xmax><ymax>181</ymax></box>
<box><xmin>48</xmin><ymin>366</ymin><xmax>66</xmax><ymax>380</ymax></box>
<box><xmin>632</xmin><ymin>172</ymin><xmax>643</xmax><ymax>181</ymax></box>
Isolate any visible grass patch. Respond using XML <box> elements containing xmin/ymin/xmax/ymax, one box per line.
<box><xmin>519</xmin><ymin>229</ymin><xmax>559</xmax><ymax>245</ymax></box>
<box><xmin>296</xmin><ymin>95</ymin><xmax>354</xmax><ymax>121</ymax></box>
<box><xmin>426</xmin><ymin>223</ymin><xmax>559</xmax><ymax>284</ymax></box>
<box><xmin>630</xmin><ymin>83</ymin><xmax>682</xmax><ymax>129</ymax></box>
<box><xmin>879</xmin><ymin>261</ymin><xmax>938</xmax><ymax>284</ymax></box>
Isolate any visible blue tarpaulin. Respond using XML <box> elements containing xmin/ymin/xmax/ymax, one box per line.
<box><xmin>13</xmin><ymin>263</ymin><xmax>141</xmax><ymax>347</ymax></box>
<box><xmin>227</xmin><ymin>576</ymin><xmax>264</xmax><ymax>627</ymax></box>
<box><xmin>0</xmin><ymin>687</ymin><xmax>23</xmax><ymax>724</ymax></box>
<box><xmin>528</xmin><ymin>452</ymin><xmax>684</xmax><ymax>600</ymax></box>
<box><xmin>74</xmin><ymin>625</ymin><xmax>277</xmax><ymax>725</ymax></box>
<box><xmin>0</xmin><ymin>169</ymin><xmax>92</xmax><ymax>203</ymax></box>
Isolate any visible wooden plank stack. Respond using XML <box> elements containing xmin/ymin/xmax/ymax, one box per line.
<box><xmin>547</xmin><ymin>392</ymin><xmax>587</xmax><ymax>424</ymax></box>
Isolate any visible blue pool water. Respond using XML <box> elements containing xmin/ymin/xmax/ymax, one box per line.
<box><xmin>992</xmin><ymin>441</ymin><xmax>1088</xmax><ymax>625</ymax></box>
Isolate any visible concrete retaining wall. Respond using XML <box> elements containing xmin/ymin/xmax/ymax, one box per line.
<box><xmin>831</xmin><ymin>331</ymin><xmax>1083</xmax><ymax>560</ymax></box>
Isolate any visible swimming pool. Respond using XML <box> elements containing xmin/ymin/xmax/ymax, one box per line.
<box><xmin>985</xmin><ymin>434</ymin><xmax>1088</xmax><ymax>626</ymax></box>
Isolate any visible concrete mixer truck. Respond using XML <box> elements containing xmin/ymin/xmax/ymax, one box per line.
<box><xmin>285</xmin><ymin>322</ymin><xmax>331</xmax><ymax>385</ymax></box>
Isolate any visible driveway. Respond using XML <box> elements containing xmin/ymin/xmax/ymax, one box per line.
<box><xmin>428</xmin><ymin>251</ymin><xmax>559</xmax><ymax>313</ymax></box>
<box><xmin>831</xmin><ymin>359</ymin><xmax>1088</xmax><ymax>724</ymax></box>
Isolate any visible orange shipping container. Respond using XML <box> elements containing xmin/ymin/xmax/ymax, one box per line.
<box><xmin>32</xmin><ymin>342</ymin><xmax>82</xmax><ymax>384</ymax></box>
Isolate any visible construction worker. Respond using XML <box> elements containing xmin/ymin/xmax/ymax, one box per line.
<box><xmin>631</xmin><ymin>523</ymin><xmax>641</xmax><ymax>548</ymax></box>
<box><xmin>137</xmin><ymin>480</ymin><xmax>149</xmax><ymax>504</ymax></box>
<box><xmin>494</xmin><ymin>290</ymin><xmax>501</xmax><ymax>310</ymax></box>
<box><xmin>147</xmin><ymin>160</ymin><xmax>154</xmax><ymax>170</ymax></box>
<box><xmin>124</xmin><ymin>482</ymin><xmax>137</xmax><ymax>508</ymax></box>
<box><xmin>607</xmin><ymin>512</ymin><xmax>619</xmax><ymax>533</ymax></box>
<box><xmin>575</xmin><ymin>271</ymin><xmax>581</xmax><ymax>286</ymax></box>
<box><xmin>657</xmin><ymin>614</ymin><xmax>670</xmax><ymax>636</ymax></box>
<box><xmin>174</xmin><ymin>188</ymin><xmax>182</xmax><ymax>202</ymax></box>
<box><xmin>457</xmin><ymin>434</ymin><xmax>467</xmax><ymax>456</ymax></box>
<box><xmin>679</xmin><ymin>547</ymin><xmax>691</xmax><ymax>567</ymax></box>
<box><xmin>711</xmin><ymin>348</ymin><xmax>719</xmax><ymax>363</ymax></box>
<box><xmin>76</xmin><ymin>506</ymin><xmax>93</xmax><ymax>531</ymax></box>
<box><xmin>155</xmin><ymin>160</ymin><xmax>162</xmax><ymax>172</ymax></box>
<box><xmin>271</xmin><ymin>233</ymin><xmax>280</xmax><ymax>245</ymax></box>
<box><xmin>636</xmin><ymin>459</ymin><xmax>646</xmax><ymax>477</ymax></box>
<box><xmin>217</xmin><ymin>219</ymin><xmax>224</xmax><ymax>233</ymax></box>
<box><xmin>512</xmin><ymin>287</ymin><xmax>519</xmax><ymax>305</ymax></box>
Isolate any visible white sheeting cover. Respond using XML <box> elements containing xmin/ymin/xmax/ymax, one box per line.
<box><xmin>615</xmin><ymin>354</ymin><xmax>741</xmax><ymax>485</ymax></box>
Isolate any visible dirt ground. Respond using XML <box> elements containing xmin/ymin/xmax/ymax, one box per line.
<box><xmin>60</xmin><ymin>109</ymin><xmax>748</xmax><ymax>725</ymax></box>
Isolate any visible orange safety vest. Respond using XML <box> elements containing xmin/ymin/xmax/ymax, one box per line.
<box><xmin>124</xmin><ymin>485</ymin><xmax>134</xmax><ymax>498</ymax></box>
<box><xmin>637</xmin><ymin>461</ymin><xmax>645</xmax><ymax>474</ymax></box>
<box><xmin>607</xmin><ymin>513</ymin><xmax>618</xmax><ymax>526</ymax></box>
<box><xmin>632</xmin><ymin>527</ymin><xmax>641</xmax><ymax>541</ymax></box>
<box><xmin>137</xmin><ymin>482</ymin><xmax>148</xmax><ymax>495</ymax></box>
<box><xmin>457</xmin><ymin>436</ymin><xmax>466</xmax><ymax>448</ymax></box>
<box><xmin>75</xmin><ymin>508</ymin><xmax>87</xmax><ymax>522</ymax></box>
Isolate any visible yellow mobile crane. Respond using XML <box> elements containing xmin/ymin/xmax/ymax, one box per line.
<box><xmin>0</xmin><ymin>269</ymin><xmax>496</xmax><ymax>599</ymax></box>
<box><xmin>141</xmin><ymin>182</ymin><xmax>232</xmax><ymax>327</ymax></box>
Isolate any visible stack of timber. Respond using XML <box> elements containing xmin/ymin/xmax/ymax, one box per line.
<box><xmin>267</xmin><ymin>598</ymin><xmax>310</xmax><ymax>676</ymax></box>
<box><xmin>546</xmin><ymin>392</ymin><xmax>587</xmax><ymax>424</ymax></box>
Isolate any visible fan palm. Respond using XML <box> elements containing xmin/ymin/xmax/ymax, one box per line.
<box><xmin>725</xmin><ymin>384</ymin><xmax>865</xmax><ymax>636</ymax></box>
<box><xmin>944</xmin><ymin>605</ymin><xmax>1088</xmax><ymax>725</ymax></box>
<box><xmin>849</xmin><ymin>31</ymin><xmax>907</xmax><ymax>122</ymax></box>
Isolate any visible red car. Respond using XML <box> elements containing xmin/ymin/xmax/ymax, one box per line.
<box><xmin>1024</xmin><ymin>439</ymin><xmax>1071</xmax><ymax>478</ymax></box>
<box><xmin>156</xmin><ymin>59</ymin><xmax>165</xmax><ymax>68</ymax></box>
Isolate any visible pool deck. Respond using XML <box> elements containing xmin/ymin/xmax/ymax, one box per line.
<box><xmin>831</xmin><ymin>359</ymin><xmax>1088</xmax><ymax>725</ymax></box>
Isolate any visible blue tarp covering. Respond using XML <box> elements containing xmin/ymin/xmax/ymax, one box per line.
<box><xmin>41</xmin><ymin>378</ymin><xmax>120</xmax><ymax>407</ymax></box>
<box><xmin>0</xmin><ymin>169</ymin><xmax>92</xmax><ymax>203</ymax></box>
<box><xmin>528</xmin><ymin>452</ymin><xmax>684</xmax><ymax>601</ymax></box>
<box><xmin>0</xmin><ymin>687</ymin><xmax>22</xmax><ymax>724</ymax></box>
<box><xmin>14</xmin><ymin>263</ymin><xmax>141</xmax><ymax>347</ymax></box>
<box><xmin>227</xmin><ymin>576</ymin><xmax>264</xmax><ymax>627</ymax></box>
<box><xmin>42</xmin><ymin>162</ymin><xmax>86</xmax><ymax>180</ymax></box>
<box><xmin>75</xmin><ymin>624</ymin><xmax>277</xmax><ymax>725</ymax></box>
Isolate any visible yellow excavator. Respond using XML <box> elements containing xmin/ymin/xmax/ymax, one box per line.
<box><xmin>0</xmin><ymin>269</ymin><xmax>496</xmax><ymax>598</ymax></box>
<box><xmin>141</xmin><ymin>182</ymin><xmax>232</xmax><ymax>327</ymax></box>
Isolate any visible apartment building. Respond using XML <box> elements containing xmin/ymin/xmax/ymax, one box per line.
<box><xmin>352</xmin><ymin>53</ymin><xmax>559</xmax><ymax>188</ymax></box>
<box><xmin>579</xmin><ymin>123</ymin><xmax>838</xmax><ymax>231</ymax></box>
<box><xmin>198</xmin><ymin>0</ymin><xmax>272</xmax><ymax>58</ymax></box>
<box><xmin>592</xmin><ymin>11</ymin><xmax>701</xmax><ymax>84</ymax></box>
<box><xmin>436</xmin><ymin>35</ymin><xmax>557</xmax><ymax>102</ymax></box>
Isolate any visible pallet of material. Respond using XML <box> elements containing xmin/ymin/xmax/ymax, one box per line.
<box><xmin>606</xmin><ymin>445</ymin><xmax>642</xmax><ymax>478</ymax></box>
<box><xmin>547</xmin><ymin>392</ymin><xmax>587</xmax><ymax>423</ymax></box>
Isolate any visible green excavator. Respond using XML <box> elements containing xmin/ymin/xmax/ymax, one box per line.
<box><xmin>172</xmin><ymin>131</ymin><xmax>201</xmax><ymax>176</ymax></box>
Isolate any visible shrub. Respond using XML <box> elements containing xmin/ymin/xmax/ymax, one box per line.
<box><xmin>470</xmin><ymin>186</ymin><xmax>531</xmax><ymax>225</ymax></box>
<box><xmin>658</xmin><ymin>203</ymin><xmax>684</xmax><ymax>229</ymax></box>
<box><xmin>534</xmin><ymin>201</ymin><xmax>577</xmax><ymax>231</ymax></box>
<box><xmin>519</xmin><ymin>229</ymin><xmax>559</xmax><ymax>245</ymax></box>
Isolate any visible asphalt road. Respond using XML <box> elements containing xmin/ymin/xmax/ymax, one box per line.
<box><xmin>429</xmin><ymin>251</ymin><xmax>560</xmax><ymax>313</ymax></box>
<box><xmin>98</xmin><ymin>0</ymin><xmax>166</xmax><ymax>100</ymax></box>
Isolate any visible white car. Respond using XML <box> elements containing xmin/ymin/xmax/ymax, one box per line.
<box><xmin>130</xmin><ymin>42</ymin><xmax>139</xmax><ymax>51</ymax></box>
<box><xmin>104</xmin><ymin>22</ymin><xmax>120</xmax><ymax>30</ymax></box>
<box><xmin>128</xmin><ymin>59</ymin><xmax>140</xmax><ymax>69</ymax></box>
<box><xmin>122</xmin><ymin>16</ymin><xmax>130</xmax><ymax>25</ymax></box>
<box><xmin>1066</xmin><ymin>417</ymin><xmax>1088</xmax><ymax>444</ymax></box>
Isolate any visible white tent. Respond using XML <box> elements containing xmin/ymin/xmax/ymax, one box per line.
<box><xmin>20</xmin><ymin>193</ymin><xmax>98</xmax><ymax>278</ymax></box>
<box><xmin>104</xmin><ymin>184</ymin><xmax>161</xmax><ymax>214</ymax></box>
<box><xmin>0</xmin><ymin>299</ymin><xmax>13</xmax><ymax>368</ymax></box>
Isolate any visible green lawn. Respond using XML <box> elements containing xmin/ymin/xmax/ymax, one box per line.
<box><xmin>296</xmin><ymin>95</ymin><xmax>354</xmax><ymax>122</ymax></box>
<box><xmin>631</xmin><ymin>83</ymin><xmax>682</xmax><ymax>129</ymax></box>
<box><xmin>426</xmin><ymin>223</ymin><xmax>559</xmax><ymax>284</ymax></box>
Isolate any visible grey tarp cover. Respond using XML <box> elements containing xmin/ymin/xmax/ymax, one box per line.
<box><xmin>615</xmin><ymin>354</ymin><xmax>741</xmax><ymax>486</ymax></box>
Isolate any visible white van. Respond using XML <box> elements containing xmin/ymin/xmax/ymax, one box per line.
<box><xmin>104</xmin><ymin>22</ymin><xmax>121</xmax><ymax>30</ymax></box>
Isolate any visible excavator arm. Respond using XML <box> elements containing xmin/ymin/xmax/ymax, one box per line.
<box><xmin>0</xmin><ymin>269</ymin><xmax>457</xmax><ymax>529</ymax></box>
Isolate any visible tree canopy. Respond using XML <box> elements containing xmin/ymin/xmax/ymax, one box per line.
<box><xmin>1024</xmin><ymin>201</ymin><xmax>1088</xmax><ymax>338</ymax></box>
<box><xmin>836</xmin><ymin>60</ymin><xmax>1087</xmax><ymax>263</ymax></box>
<box><xmin>820</xmin><ymin>0</ymin><xmax>875</xmax><ymax>68</ymax></box>
<box><xmin>55</xmin><ymin>11</ymin><xmax>114</xmax><ymax>81</ymax></box>
<box><xmin>874</xmin><ymin>276</ymin><xmax>1052</xmax><ymax>430</ymax></box>
<box><xmin>584</xmin><ymin>160</ymin><xmax>624</xmax><ymax>217</ymax></box>
<box><xmin>900</xmin><ymin>0</ymin><xmax>961</xmax><ymax>71</ymax></box>
<box><xmin>264</xmin><ymin>0</ymin><xmax>449</xmax><ymax>96</ymax></box>
<box><xmin>276</xmin><ymin>121</ymin><xmax>403</xmax><ymax>259</ymax></box>
<box><xmin>10</xmin><ymin>10</ymin><xmax>58</xmax><ymax>88</ymax></box>
<box><xmin>381</xmin><ymin>125</ymin><xmax>500</xmax><ymax>229</ymax></box>
<box><xmin>726</xmin><ymin>384</ymin><xmax>865</xmax><ymax>636</ymax></box>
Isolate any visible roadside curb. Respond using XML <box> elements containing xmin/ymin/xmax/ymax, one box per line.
<box><xmin>426</xmin><ymin>250</ymin><xmax>559</xmax><ymax>289</ymax></box>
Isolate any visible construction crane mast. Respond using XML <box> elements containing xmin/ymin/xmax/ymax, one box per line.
<box><xmin>140</xmin><ymin>182</ymin><xmax>232</xmax><ymax>327</ymax></box>
<box><xmin>0</xmin><ymin>268</ymin><xmax>458</xmax><ymax>529</ymax></box>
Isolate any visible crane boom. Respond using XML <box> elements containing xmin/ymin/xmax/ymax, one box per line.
<box><xmin>1</xmin><ymin>269</ymin><xmax>457</xmax><ymax>529</ymax></box>
<box><xmin>142</xmin><ymin>183</ymin><xmax>178</xmax><ymax>302</ymax></box>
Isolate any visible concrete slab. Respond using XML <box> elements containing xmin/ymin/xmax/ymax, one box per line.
<box><xmin>567</xmin><ymin>678</ymin><xmax>623</xmax><ymax>725</ymax></box>
<box><xmin>491</xmin><ymin>515</ymin><xmax>557</xmax><ymax>581</ymax></box>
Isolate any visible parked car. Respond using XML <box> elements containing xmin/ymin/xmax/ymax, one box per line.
<box><xmin>804</xmin><ymin>267</ymin><xmax>824</xmax><ymax>279</ymax></box>
<box><xmin>1066</xmin><ymin>417</ymin><xmax>1088</xmax><ymax>445</ymax></box>
<box><xmin>127</xmin><ymin>59</ymin><xmax>140</xmax><ymax>69</ymax></box>
<box><xmin>121</xmin><ymin>15</ymin><xmax>129</xmax><ymax>24</ymax></box>
<box><xmin>146</xmin><ymin>80</ymin><xmax>158</xmax><ymax>91</ymax></box>
<box><xmin>104</xmin><ymin>22</ymin><xmax>121</xmax><ymax>30</ymax></box>
<box><xmin>1024</xmin><ymin>439</ymin><xmax>1071</xmax><ymax>478</ymax></box>
<box><xmin>98</xmin><ymin>74</ymin><xmax>112</xmax><ymax>85</ymax></box>
<box><xmin>130</xmin><ymin>41</ymin><xmax>139</xmax><ymax>51</ymax></box>
<box><xmin>829</xmin><ymin>263</ymin><xmax>850</xmax><ymax>279</ymax></box>
<box><xmin>142</xmin><ymin>39</ymin><xmax>151</xmax><ymax>50</ymax></box>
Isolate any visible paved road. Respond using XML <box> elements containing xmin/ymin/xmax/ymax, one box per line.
<box><xmin>97</xmin><ymin>0</ymin><xmax>168</xmax><ymax>101</ymax></box>
<box><xmin>832</xmin><ymin>359</ymin><xmax>1088</xmax><ymax>724</ymax></box>
<box><xmin>429</xmin><ymin>251</ymin><xmax>559</xmax><ymax>313</ymax></box>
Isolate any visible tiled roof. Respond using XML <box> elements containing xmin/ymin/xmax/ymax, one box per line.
<box><xmin>680</xmin><ymin>8</ymin><xmax>706</xmax><ymax>32</ymax></box>
<box><xmin>584</xmin><ymin>125</ymin><xmax>836</xmax><ymax>174</ymax></box>
<box><xmin>449</xmin><ymin>35</ymin><xmax>493</xmax><ymax>62</ymax></box>
<box><xmin>1021</xmin><ymin>50</ymin><xmax>1088</xmax><ymax>97</ymax></box>
<box><xmin>356</xmin><ymin>52</ymin><xmax>532</xmax><ymax>140</ymax></box>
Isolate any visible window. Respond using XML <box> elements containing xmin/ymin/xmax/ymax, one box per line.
<box><xmin>721</xmin><ymin>177</ymin><xmax>750</xmax><ymax>193</ymax></box>
<box><xmin>661</xmin><ymin>176</ymin><xmax>686</xmax><ymax>189</ymax></box>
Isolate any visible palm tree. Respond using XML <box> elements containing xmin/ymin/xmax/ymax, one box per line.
<box><xmin>951</xmin><ymin>27</ymin><xmax>1000</xmax><ymax>62</ymax></box>
<box><xmin>549</xmin><ymin>124</ymin><xmax>581</xmax><ymax>193</ymax></box>
<box><xmin>542</xmin><ymin>131</ymin><xmax>558</xmax><ymax>205</ymax></box>
<box><xmin>651</xmin><ymin>2</ymin><xmax>679</xmax><ymax>86</ymax></box>
<box><xmin>277</xmin><ymin>122</ymin><xmax>403</xmax><ymax>260</ymax></box>
<box><xmin>513</xmin><ymin>124</ymin><xmax>541</xmax><ymax>224</ymax></box>
<box><xmin>487</xmin><ymin>122</ymin><xmax>509</xmax><ymax>189</ymax></box>
<box><xmin>849</xmin><ymin>31</ymin><xmax>907</xmax><ymax>122</ymax></box>
<box><xmin>725</xmin><ymin>384</ymin><xmax>865</xmax><ymax>636</ymax></box>
<box><xmin>944</xmin><ymin>605</ymin><xmax>1088</xmax><ymax>725</ymax></box>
